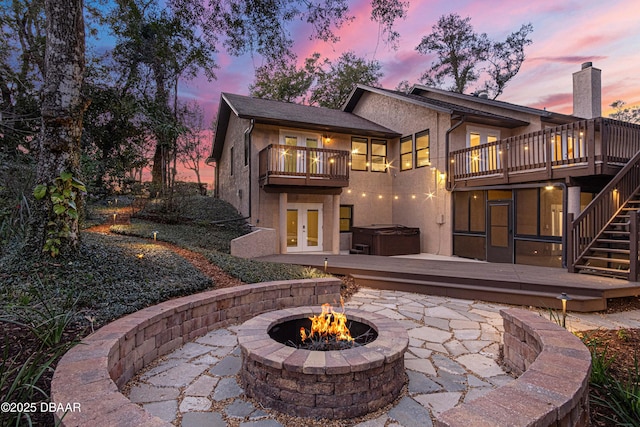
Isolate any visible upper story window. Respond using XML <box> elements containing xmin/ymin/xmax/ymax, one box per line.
<box><xmin>280</xmin><ymin>130</ymin><xmax>321</xmax><ymax>148</ymax></box>
<box><xmin>371</xmin><ymin>139</ymin><xmax>387</xmax><ymax>172</ymax></box>
<box><xmin>351</xmin><ymin>137</ymin><xmax>368</xmax><ymax>171</ymax></box>
<box><xmin>467</xmin><ymin>127</ymin><xmax>500</xmax><ymax>147</ymax></box>
<box><xmin>400</xmin><ymin>135</ymin><xmax>413</xmax><ymax>171</ymax></box>
<box><xmin>467</xmin><ymin>127</ymin><xmax>500</xmax><ymax>173</ymax></box>
<box><xmin>415</xmin><ymin>130</ymin><xmax>430</xmax><ymax>168</ymax></box>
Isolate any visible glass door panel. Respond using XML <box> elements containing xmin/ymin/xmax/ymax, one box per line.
<box><xmin>287</xmin><ymin>209</ymin><xmax>298</xmax><ymax>248</ymax></box>
<box><xmin>306</xmin><ymin>209</ymin><xmax>319</xmax><ymax>248</ymax></box>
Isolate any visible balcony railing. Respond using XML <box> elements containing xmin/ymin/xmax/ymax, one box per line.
<box><xmin>450</xmin><ymin>118</ymin><xmax>640</xmax><ymax>187</ymax></box>
<box><xmin>258</xmin><ymin>144</ymin><xmax>350</xmax><ymax>188</ymax></box>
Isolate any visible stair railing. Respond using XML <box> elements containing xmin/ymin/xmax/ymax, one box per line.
<box><xmin>568</xmin><ymin>148</ymin><xmax>640</xmax><ymax>275</ymax></box>
<box><xmin>630</xmin><ymin>210</ymin><xmax>639</xmax><ymax>282</ymax></box>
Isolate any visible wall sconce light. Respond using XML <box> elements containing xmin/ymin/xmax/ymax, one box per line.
<box><xmin>378</xmin><ymin>195</ymin><xmax>383</xmax><ymax>199</ymax></box>
<box><xmin>557</xmin><ymin>292</ymin><xmax>572</xmax><ymax>328</ymax></box>
<box><xmin>545</xmin><ymin>185</ymin><xmax>554</xmax><ymax>191</ymax></box>
<box><xmin>439</xmin><ymin>173</ymin><xmax>446</xmax><ymax>182</ymax></box>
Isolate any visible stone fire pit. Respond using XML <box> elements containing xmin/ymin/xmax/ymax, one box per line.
<box><xmin>237</xmin><ymin>306</ymin><xmax>409</xmax><ymax>419</ymax></box>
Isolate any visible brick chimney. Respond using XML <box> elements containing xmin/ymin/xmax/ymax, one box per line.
<box><xmin>572</xmin><ymin>62</ymin><xmax>601</xmax><ymax>118</ymax></box>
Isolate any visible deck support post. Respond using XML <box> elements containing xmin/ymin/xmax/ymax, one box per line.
<box><xmin>279</xmin><ymin>192</ymin><xmax>288</xmax><ymax>254</ymax></box>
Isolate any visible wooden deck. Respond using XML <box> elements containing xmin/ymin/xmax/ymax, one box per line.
<box><xmin>258</xmin><ymin>253</ymin><xmax>640</xmax><ymax>312</ymax></box>
<box><xmin>450</xmin><ymin>118</ymin><xmax>640</xmax><ymax>188</ymax></box>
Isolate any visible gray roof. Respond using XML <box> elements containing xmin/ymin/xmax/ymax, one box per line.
<box><xmin>344</xmin><ymin>86</ymin><xmax>530</xmax><ymax>128</ymax></box>
<box><xmin>224</xmin><ymin>93</ymin><xmax>399</xmax><ymax>136</ymax></box>
<box><xmin>344</xmin><ymin>85</ymin><xmax>580</xmax><ymax>128</ymax></box>
<box><xmin>210</xmin><ymin>93</ymin><xmax>400</xmax><ymax>161</ymax></box>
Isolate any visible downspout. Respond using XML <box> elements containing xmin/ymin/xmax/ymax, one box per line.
<box><xmin>245</xmin><ymin>119</ymin><xmax>255</xmax><ymax>221</ymax></box>
<box><xmin>445</xmin><ymin>116</ymin><xmax>466</xmax><ymax>191</ymax></box>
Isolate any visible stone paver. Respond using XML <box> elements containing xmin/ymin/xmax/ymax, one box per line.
<box><xmin>125</xmin><ymin>286</ymin><xmax>639</xmax><ymax>426</ymax></box>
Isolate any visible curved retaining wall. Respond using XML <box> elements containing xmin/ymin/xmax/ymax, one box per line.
<box><xmin>436</xmin><ymin>308</ymin><xmax>592</xmax><ymax>427</ymax></box>
<box><xmin>51</xmin><ymin>278</ymin><xmax>341</xmax><ymax>426</ymax></box>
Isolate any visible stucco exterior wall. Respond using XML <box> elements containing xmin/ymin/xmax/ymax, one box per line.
<box><xmin>217</xmin><ymin>114</ymin><xmax>251</xmax><ymax>218</ymax></box>
<box><xmin>351</xmin><ymin>91</ymin><xmax>453</xmax><ymax>255</ymax></box>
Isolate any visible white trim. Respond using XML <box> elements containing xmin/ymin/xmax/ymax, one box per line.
<box><xmin>286</xmin><ymin>203</ymin><xmax>324</xmax><ymax>252</ymax></box>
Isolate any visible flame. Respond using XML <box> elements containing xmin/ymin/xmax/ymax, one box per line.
<box><xmin>300</xmin><ymin>299</ymin><xmax>353</xmax><ymax>343</ymax></box>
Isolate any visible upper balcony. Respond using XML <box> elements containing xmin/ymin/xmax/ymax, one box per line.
<box><xmin>449</xmin><ymin>118</ymin><xmax>640</xmax><ymax>188</ymax></box>
<box><xmin>258</xmin><ymin>144</ymin><xmax>350</xmax><ymax>191</ymax></box>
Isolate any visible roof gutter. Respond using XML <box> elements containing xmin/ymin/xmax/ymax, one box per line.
<box><xmin>445</xmin><ymin>116</ymin><xmax>466</xmax><ymax>191</ymax></box>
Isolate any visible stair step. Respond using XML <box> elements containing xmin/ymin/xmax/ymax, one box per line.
<box><xmin>575</xmin><ymin>264</ymin><xmax>629</xmax><ymax>276</ymax></box>
<box><xmin>596</xmin><ymin>238</ymin><xmax>630</xmax><ymax>245</ymax></box>
<box><xmin>602</xmin><ymin>230</ymin><xmax>630</xmax><ymax>236</ymax></box>
<box><xmin>589</xmin><ymin>247</ymin><xmax>630</xmax><ymax>254</ymax></box>
<box><xmin>583</xmin><ymin>256</ymin><xmax>630</xmax><ymax>265</ymax></box>
<box><xmin>350</xmin><ymin>274</ymin><xmax>605</xmax><ymax>311</ymax></box>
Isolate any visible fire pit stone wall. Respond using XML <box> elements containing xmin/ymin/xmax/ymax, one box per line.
<box><xmin>238</xmin><ymin>306</ymin><xmax>409</xmax><ymax>419</ymax></box>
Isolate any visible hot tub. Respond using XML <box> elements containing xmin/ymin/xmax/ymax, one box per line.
<box><xmin>351</xmin><ymin>224</ymin><xmax>420</xmax><ymax>256</ymax></box>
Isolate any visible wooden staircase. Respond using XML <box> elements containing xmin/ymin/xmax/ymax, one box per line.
<box><xmin>569</xmin><ymin>148</ymin><xmax>640</xmax><ymax>281</ymax></box>
<box><xmin>574</xmin><ymin>196</ymin><xmax>640</xmax><ymax>279</ymax></box>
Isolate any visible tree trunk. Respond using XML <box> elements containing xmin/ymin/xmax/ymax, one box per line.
<box><xmin>28</xmin><ymin>0</ymin><xmax>87</xmax><ymax>256</ymax></box>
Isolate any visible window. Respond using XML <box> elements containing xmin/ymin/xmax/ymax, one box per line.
<box><xmin>339</xmin><ymin>205</ymin><xmax>353</xmax><ymax>232</ymax></box>
<box><xmin>467</xmin><ymin>127</ymin><xmax>501</xmax><ymax>173</ymax></box>
<box><xmin>371</xmin><ymin>140</ymin><xmax>387</xmax><ymax>172</ymax></box>
<box><xmin>454</xmin><ymin>191</ymin><xmax>485</xmax><ymax>232</ymax></box>
<box><xmin>415</xmin><ymin>130</ymin><xmax>430</xmax><ymax>168</ymax></box>
<box><xmin>230</xmin><ymin>146</ymin><xmax>234</xmax><ymax>176</ymax></box>
<box><xmin>351</xmin><ymin>137</ymin><xmax>368</xmax><ymax>171</ymax></box>
<box><xmin>400</xmin><ymin>136</ymin><xmax>413</xmax><ymax>171</ymax></box>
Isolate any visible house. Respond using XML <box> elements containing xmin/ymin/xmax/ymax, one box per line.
<box><xmin>209</xmin><ymin>63</ymin><xmax>640</xmax><ymax>279</ymax></box>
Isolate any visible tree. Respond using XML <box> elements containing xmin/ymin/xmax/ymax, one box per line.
<box><xmin>416</xmin><ymin>13</ymin><xmax>532</xmax><ymax>98</ymax></box>
<box><xmin>370</xmin><ymin>0</ymin><xmax>410</xmax><ymax>51</ymax></box>
<box><xmin>110</xmin><ymin>1</ymin><xmax>217</xmax><ymax>196</ymax></box>
<box><xmin>28</xmin><ymin>0</ymin><xmax>87</xmax><ymax>256</ymax></box>
<box><xmin>416</xmin><ymin>14</ymin><xmax>489</xmax><ymax>93</ymax></box>
<box><xmin>482</xmin><ymin>24</ymin><xmax>533</xmax><ymax>99</ymax></box>
<box><xmin>609</xmin><ymin>100</ymin><xmax>640</xmax><ymax>124</ymax></box>
<box><xmin>311</xmin><ymin>51</ymin><xmax>383</xmax><ymax>109</ymax></box>
<box><xmin>249</xmin><ymin>53</ymin><xmax>321</xmax><ymax>104</ymax></box>
<box><xmin>0</xmin><ymin>0</ymin><xmax>46</xmax><ymax>158</ymax></box>
<box><xmin>177</xmin><ymin>102</ymin><xmax>208</xmax><ymax>188</ymax></box>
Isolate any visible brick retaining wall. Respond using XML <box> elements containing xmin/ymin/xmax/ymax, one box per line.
<box><xmin>52</xmin><ymin>290</ymin><xmax>592</xmax><ymax>427</ymax></box>
<box><xmin>50</xmin><ymin>278</ymin><xmax>341</xmax><ymax>426</ymax></box>
<box><xmin>436</xmin><ymin>308</ymin><xmax>592</xmax><ymax>427</ymax></box>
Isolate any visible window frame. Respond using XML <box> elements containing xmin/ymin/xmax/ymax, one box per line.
<box><xmin>400</xmin><ymin>135</ymin><xmax>413</xmax><ymax>171</ymax></box>
<box><xmin>339</xmin><ymin>204</ymin><xmax>354</xmax><ymax>232</ymax></box>
<box><xmin>371</xmin><ymin>139</ymin><xmax>388</xmax><ymax>173</ymax></box>
<box><xmin>415</xmin><ymin>129</ymin><xmax>430</xmax><ymax>168</ymax></box>
<box><xmin>351</xmin><ymin>137</ymin><xmax>369</xmax><ymax>171</ymax></box>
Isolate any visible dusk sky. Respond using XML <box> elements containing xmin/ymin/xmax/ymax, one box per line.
<box><xmin>156</xmin><ymin>0</ymin><xmax>640</xmax><ymax>184</ymax></box>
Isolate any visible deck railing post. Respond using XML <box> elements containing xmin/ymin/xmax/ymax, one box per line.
<box><xmin>630</xmin><ymin>210</ymin><xmax>638</xmax><ymax>282</ymax></box>
<box><xmin>567</xmin><ymin>213</ymin><xmax>575</xmax><ymax>273</ymax></box>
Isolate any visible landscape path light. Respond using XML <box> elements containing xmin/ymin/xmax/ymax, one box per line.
<box><xmin>557</xmin><ymin>292</ymin><xmax>572</xmax><ymax>328</ymax></box>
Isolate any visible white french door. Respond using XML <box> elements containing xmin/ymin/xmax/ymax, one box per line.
<box><xmin>286</xmin><ymin>203</ymin><xmax>323</xmax><ymax>252</ymax></box>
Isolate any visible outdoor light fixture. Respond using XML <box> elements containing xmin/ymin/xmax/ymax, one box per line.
<box><xmin>324</xmin><ymin>257</ymin><xmax>328</xmax><ymax>273</ymax></box>
<box><xmin>153</xmin><ymin>231</ymin><xmax>158</xmax><ymax>241</ymax></box>
<box><xmin>557</xmin><ymin>292</ymin><xmax>572</xmax><ymax>328</ymax></box>
<box><xmin>112</xmin><ymin>213</ymin><xmax>117</xmax><ymax>224</ymax></box>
